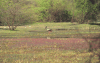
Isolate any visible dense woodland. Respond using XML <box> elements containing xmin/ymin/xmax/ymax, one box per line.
<box><xmin>0</xmin><ymin>0</ymin><xmax>100</xmax><ymax>30</ymax></box>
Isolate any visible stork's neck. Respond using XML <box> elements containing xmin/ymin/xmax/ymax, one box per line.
<box><xmin>45</xmin><ymin>26</ymin><xmax>47</xmax><ymax>29</ymax></box>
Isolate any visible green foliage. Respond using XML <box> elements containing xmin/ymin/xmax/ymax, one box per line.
<box><xmin>0</xmin><ymin>0</ymin><xmax>35</xmax><ymax>29</ymax></box>
<box><xmin>0</xmin><ymin>0</ymin><xmax>100</xmax><ymax>26</ymax></box>
<box><xmin>34</xmin><ymin>0</ymin><xmax>72</xmax><ymax>22</ymax></box>
<box><xmin>33</xmin><ymin>0</ymin><xmax>51</xmax><ymax>22</ymax></box>
<box><xmin>75</xmin><ymin>0</ymin><xmax>98</xmax><ymax>23</ymax></box>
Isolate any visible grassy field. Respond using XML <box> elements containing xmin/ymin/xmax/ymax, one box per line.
<box><xmin>0</xmin><ymin>22</ymin><xmax>100</xmax><ymax>63</ymax></box>
<box><xmin>0</xmin><ymin>22</ymin><xmax>100</xmax><ymax>38</ymax></box>
<box><xmin>0</xmin><ymin>38</ymin><xmax>99</xmax><ymax>63</ymax></box>
<box><xmin>0</xmin><ymin>45</ymin><xmax>99</xmax><ymax>63</ymax></box>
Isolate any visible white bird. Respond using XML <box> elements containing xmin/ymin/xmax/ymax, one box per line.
<box><xmin>45</xmin><ymin>26</ymin><xmax>52</xmax><ymax>39</ymax></box>
<box><xmin>45</xmin><ymin>26</ymin><xmax>52</xmax><ymax>33</ymax></box>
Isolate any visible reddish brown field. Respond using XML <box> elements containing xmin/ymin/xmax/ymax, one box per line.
<box><xmin>1</xmin><ymin>38</ymin><xmax>100</xmax><ymax>50</ymax></box>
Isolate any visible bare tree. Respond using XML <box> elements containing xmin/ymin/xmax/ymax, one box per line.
<box><xmin>0</xmin><ymin>0</ymin><xmax>33</xmax><ymax>30</ymax></box>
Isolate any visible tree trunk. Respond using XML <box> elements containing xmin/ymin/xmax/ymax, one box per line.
<box><xmin>11</xmin><ymin>26</ymin><xmax>17</xmax><ymax>30</ymax></box>
<box><xmin>88</xmin><ymin>43</ymin><xmax>93</xmax><ymax>52</ymax></box>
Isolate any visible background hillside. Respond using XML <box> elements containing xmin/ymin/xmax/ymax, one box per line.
<box><xmin>0</xmin><ymin>0</ymin><xmax>100</xmax><ymax>26</ymax></box>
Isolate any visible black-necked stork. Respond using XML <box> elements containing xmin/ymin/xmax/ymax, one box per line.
<box><xmin>45</xmin><ymin>26</ymin><xmax>52</xmax><ymax>34</ymax></box>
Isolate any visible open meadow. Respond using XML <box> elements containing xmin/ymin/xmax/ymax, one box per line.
<box><xmin>1</xmin><ymin>0</ymin><xmax>100</xmax><ymax>63</ymax></box>
<box><xmin>0</xmin><ymin>22</ymin><xmax>100</xmax><ymax>63</ymax></box>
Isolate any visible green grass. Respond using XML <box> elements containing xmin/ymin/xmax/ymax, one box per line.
<box><xmin>0</xmin><ymin>22</ymin><xmax>100</xmax><ymax>38</ymax></box>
